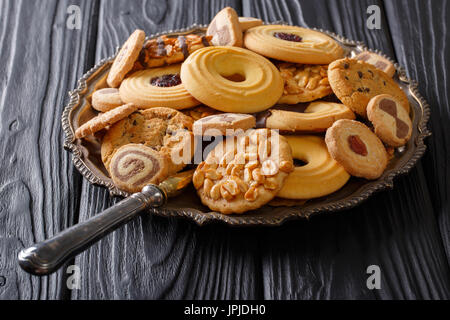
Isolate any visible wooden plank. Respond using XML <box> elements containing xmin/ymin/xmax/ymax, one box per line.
<box><xmin>73</xmin><ymin>0</ymin><xmax>267</xmax><ymax>300</ymax></box>
<box><xmin>384</xmin><ymin>0</ymin><xmax>450</xmax><ymax>275</ymax></box>
<box><xmin>0</xmin><ymin>0</ymin><xmax>99</xmax><ymax>299</ymax></box>
<box><xmin>243</xmin><ymin>0</ymin><xmax>450</xmax><ymax>299</ymax></box>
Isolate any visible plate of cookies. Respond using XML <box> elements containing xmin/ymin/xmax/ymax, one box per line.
<box><xmin>62</xmin><ymin>7</ymin><xmax>431</xmax><ymax>226</ymax></box>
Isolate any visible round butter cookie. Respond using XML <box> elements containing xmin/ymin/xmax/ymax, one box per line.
<box><xmin>278</xmin><ymin>136</ymin><xmax>350</xmax><ymax>200</ymax></box>
<box><xmin>101</xmin><ymin>107</ymin><xmax>194</xmax><ymax>175</ymax></box>
<box><xmin>107</xmin><ymin>29</ymin><xmax>146</xmax><ymax>88</ymax></box>
<box><xmin>110</xmin><ymin>144</ymin><xmax>170</xmax><ymax>193</ymax></box>
<box><xmin>119</xmin><ymin>64</ymin><xmax>200</xmax><ymax>110</ymax></box>
<box><xmin>328</xmin><ymin>58</ymin><xmax>409</xmax><ymax>117</ymax></box>
<box><xmin>255</xmin><ymin>101</ymin><xmax>355</xmax><ymax>133</ymax></box>
<box><xmin>244</xmin><ymin>25</ymin><xmax>344</xmax><ymax>64</ymax></box>
<box><xmin>194</xmin><ymin>129</ymin><xmax>294</xmax><ymax>214</ymax></box>
<box><xmin>367</xmin><ymin>94</ymin><xmax>412</xmax><ymax>147</ymax></box>
<box><xmin>181</xmin><ymin>46</ymin><xmax>283</xmax><ymax>113</ymax></box>
<box><xmin>91</xmin><ymin>88</ymin><xmax>124</xmax><ymax>112</ymax></box>
<box><xmin>325</xmin><ymin>119</ymin><xmax>388</xmax><ymax>180</ymax></box>
<box><xmin>207</xmin><ymin>7</ymin><xmax>243</xmax><ymax>47</ymax></box>
<box><xmin>238</xmin><ymin>17</ymin><xmax>263</xmax><ymax>31</ymax></box>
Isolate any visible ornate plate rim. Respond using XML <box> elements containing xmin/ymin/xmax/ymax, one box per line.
<box><xmin>62</xmin><ymin>22</ymin><xmax>432</xmax><ymax>227</ymax></box>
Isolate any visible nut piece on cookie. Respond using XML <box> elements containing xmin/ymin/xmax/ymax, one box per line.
<box><xmin>239</xmin><ymin>17</ymin><xmax>263</xmax><ymax>31</ymax></box>
<box><xmin>92</xmin><ymin>88</ymin><xmax>124</xmax><ymax>112</ymax></box>
<box><xmin>207</xmin><ymin>7</ymin><xmax>243</xmax><ymax>47</ymax></box>
<box><xmin>328</xmin><ymin>58</ymin><xmax>409</xmax><ymax>118</ymax></box>
<box><xmin>193</xmin><ymin>113</ymin><xmax>256</xmax><ymax>137</ymax></box>
<box><xmin>75</xmin><ymin>103</ymin><xmax>138</xmax><ymax>139</ymax></box>
<box><xmin>110</xmin><ymin>144</ymin><xmax>170</xmax><ymax>193</ymax></box>
<box><xmin>193</xmin><ymin>128</ymin><xmax>294</xmax><ymax>214</ymax></box>
<box><xmin>367</xmin><ymin>94</ymin><xmax>412</xmax><ymax>147</ymax></box>
<box><xmin>355</xmin><ymin>51</ymin><xmax>396</xmax><ymax>78</ymax></box>
<box><xmin>325</xmin><ymin>119</ymin><xmax>388</xmax><ymax>180</ymax></box>
<box><xmin>107</xmin><ymin>29</ymin><xmax>146</xmax><ymax>88</ymax></box>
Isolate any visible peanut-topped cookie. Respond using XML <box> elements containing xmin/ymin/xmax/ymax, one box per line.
<box><xmin>194</xmin><ymin>129</ymin><xmax>294</xmax><ymax>214</ymax></box>
<box><xmin>328</xmin><ymin>58</ymin><xmax>409</xmax><ymax>118</ymax></box>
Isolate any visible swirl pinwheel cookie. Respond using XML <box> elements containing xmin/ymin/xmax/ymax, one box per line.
<box><xmin>325</xmin><ymin>119</ymin><xmax>388</xmax><ymax>180</ymax></box>
<box><xmin>193</xmin><ymin>129</ymin><xmax>294</xmax><ymax>214</ymax></box>
<box><xmin>278</xmin><ymin>136</ymin><xmax>350</xmax><ymax>200</ymax></box>
<box><xmin>244</xmin><ymin>25</ymin><xmax>344</xmax><ymax>64</ymax></box>
<box><xmin>119</xmin><ymin>64</ymin><xmax>200</xmax><ymax>110</ymax></box>
<box><xmin>181</xmin><ymin>46</ymin><xmax>283</xmax><ymax>113</ymax></box>
<box><xmin>110</xmin><ymin>144</ymin><xmax>170</xmax><ymax>193</ymax></box>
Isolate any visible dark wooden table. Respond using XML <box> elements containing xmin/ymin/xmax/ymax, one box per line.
<box><xmin>0</xmin><ymin>0</ymin><xmax>449</xmax><ymax>300</ymax></box>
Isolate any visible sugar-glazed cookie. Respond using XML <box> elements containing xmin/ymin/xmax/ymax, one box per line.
<box><xmin>193</xmin><ymin>113</ymin><xmax>256</xmax><ymax>136</ymax></box>
<box><xmin>328</xmin><ymin>58</ymin><xmax>409</xmax><ymax>117</ymax></box>
<box><xmin>277</xmin><ymin>136</ymin><xmax>350</xmax><ymax>199</ymax></box>
<box><xmin>207</xmin><ymin>7</ymin><xmax>243</xmax><ymax>47</ymax></box>
<box><xmin>101</xmin><ymin>107</ymin><xmax>194</xmax><ymax>174</ymax></box>
<box><xmin>181</xmin><ymin>46</ymin><xmax>283</xmax><ymax>113</ymax></box>
<box><xmin>367</xmin><ymin>94</ymin><xmax>412</xmax><ymax>147</ymax></box>
<box><xmin>325</xmin><ymin>119</ymin><xmax>388</xmax><ymax>180</ymax></box>
<box><xmin>75</xmin><ymin>103</ymin><xmax>138</xmax><ymax>139</ymax></box>
<box><xmin>238</xmin><ymin>17</ymin><xmax>263</xmax><ymax>31</ymax></box>
<box><xmin>194</xmin><ymin>129</ymin><xmax>294</xmax><ymax>214</ymax></box>
<box><xmin>255</xmin><ymin>101</ymin><xmax>355</xmax><ymax>133</ymax></box>
<box><xmin>91</xmin><ymin>88</ymin><xmax>124</xmax><ymax>112</ymax></box>
<box><xmin>107</xmin><ymin>29</ymin><xmax>146</xmax><ymax>88</ymax></box>
<box><xmin>110</xmin><ymin>144</ymin><xmax>170</xmax><ymax>193</ymax></box>
<box><xmin>119</xmin><ymin>64</ymin><xmax>200</xmax><ymax>110</ymax></box>
<box><xmin>277</xmin><ymin>63</ymin><xmax>333</xmax><ymax>104</ymax></box>
<box><xmin>355</xmin><ymin>51</ymin><xmax>395</xmax><ymax>78</ymax></box>
<box><xmin>244</xmin><ymin>25</ymin><xmax>344</xmax><ymax>64</ymax></box>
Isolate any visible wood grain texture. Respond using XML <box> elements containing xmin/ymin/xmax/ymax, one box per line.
<box><xmin>384</xmin><ymin>0</ymin><xmax>450</xmax><ymax>267</ymax></box>
<box><xmin>0</xmin><ymin>0</ymin><xmax>98</xmax><ymax>299</ymax></box>
<box><xmin>73</xmin><ymin>0</ymin><xmax>265</xmax><ymax>300</ymax></box>
<box><xmin>243</xmin><ymin>0</ymin><xmax>450</xmax><ymax>299</ymax></box>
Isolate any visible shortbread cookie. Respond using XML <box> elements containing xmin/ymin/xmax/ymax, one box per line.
<box><xmin>119</xmin><ymin>64</ymin><xmax>200</xmax><ymax>110</ymax></box>
<box><xmin>325</xmin><ymin>119</ymin><xmax>388</xmax><ymax>180</ymax></box>
<box><xmin>193</xmin><ymin>113</ymin><xmax>256</xmax><ymax>136</ymax></box>
<box><xmin>278</xmin><ymin>136</ymin><xmax>350</xmax><ymax>199</ymax></box>
<box><xmin>244</xmin><ymin>25</ymin><xmax>344</xmax><ymax>64</ymax></box>
<box><xmin>181</xmin><ymin>46</ymin><xmax>283</xmax><ymax>113</ymax></box>
<box><xmin>134</xmin><ymin>34</ymin><xmax>213</xmax><ymax>69</ymax></box>
<box><xmin>328</xmin><ymin>58</ymin><xmax>409</xmax><ymax>117</ymax></box>
<box><xmin>110</xmin><ymin>144</ymin><xmax>170</xmax><ymax>193</ymax></box>
<box><xmin>194</xmin><ymin>129</ymin><xmax>294</xmax><ymax>214</ymax></box>
<box><xmin>238</xmin><ymin>17</ymin><xmax>263</xmax><ymax>31</ymax></box>
<box><xmin>101</xmin><ymin>107</ymin><xmax>194</xmax><ymax>174</ymax></box>
<box><xmin>75</xmin><ymin>103</ymin><xmax>138</xmax><ymax>139</ymax></box>
<box><xmin>207</xmin><ymin>7</ymin><xmax>243</xmax><ymax>47</ymax></box>
<box><xmin>255</xmin><ymin>101</ymin><xmax>355</xmax><ymax>133</ymax></box>
<box><xmin>277</xmin><ymin>62</ymin><xmax>333</xmax><ymax>104</ymax></box>
<box><xmin>91</xmin><ymin>88</ymin><xmax>124</xmax><ymax>112</ymax></box>
<box><xmin>107</xmin><ymin>29</ymin><xmax>146</xmax><ymax>88</ymax></box>
<box><xmin>355</xmin><ymin>51</ymin><xmax>395</xmax><ymax>78</ymax></box>
<box><xmin>367</xmin><ymin>94</ymin><xmax>412</xmax><ymax>147</ymax></box>
<box><xmin>182</xmin><ymin>105</ymin><xmax>221</xmax><ymax>121</ymax></box>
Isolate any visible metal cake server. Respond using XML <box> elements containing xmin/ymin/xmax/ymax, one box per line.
<box><xmin>17</xmin><ymin>170</ymin><xmax>194</xmax><ymax>276</ymax></box>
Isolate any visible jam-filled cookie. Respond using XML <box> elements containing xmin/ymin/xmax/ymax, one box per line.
<box><xmin>244</xmin><ymin>25</ymin><xmax>344</xmax><ymax>64</ymax></box>
<box><xmin>110</xmin><ymin>144</ymin><xmax>170</xmax><ymax>193</ymax></box>
<box><xmin>325</xmin><ymin>119</ymin><xmax>388</xmax><ymax>180</ymax></box>
<box><xmin>328</xmin><ymin>58</ymin><xmax>409</xmax><ymax>117</ymax></box>
<box><xmin>193</xmin><ymin>113</ymin><xmax>256</xmax><ymax>137</ymax></box>
<box><xmin>277</xmin><ymin>62</ymin><xmax>333</xmax><ymax>104</ymax></box>
<box><xmin>181</xmin><ymin>46</ymin><xmax>283</xmax><ymax>113</ymax></box>
<box><xmin>277</xmin><ymin>136</ymin><xmax>350</xmax><ymax>200</ymax></box>
<box><xmin>255</xmin><ymin>100</ymin><xmax>355</xmax><ymax>133</ymax></box>
<box><xmin>119</xmin><ymin>64</ymin><xmax>200</xmax><ymax>110</ymax></box>
<box><xmin>355</xmin><ymin>51</ymin><xmax>395</xmax><ymax>78</ymax></box>
<box><xmin>194</xmin><ymin>129</ymin><xmax>294</xmax><ymax>214</ymax></box>
<box><xmin>207</xmin><ymin>7</ymin><xmax>243</xmax><ymax>47</ymax></box>
<box><xmin>101</xmin><ymin>107</ymin><xmax>194</xmax><ymax>175</ymax></box>
<box><xmin>367</xmin><ymin>94</ymin><xmax>412</xmax><ymax>147</ymax></box>
<box><xmin>107</xmin><ymin>29</ymin><xmax>146</xmax><ymax>88</ymax></box>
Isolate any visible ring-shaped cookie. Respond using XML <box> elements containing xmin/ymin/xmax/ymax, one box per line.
<box><xmin>181</xmin><ymin>46</ymin><xmax>284</xmax><ymax>113</ymax></box>
<box><xmin>244</xmin><ymin>25</ymin><xmax>344</xmax><ymax>64</ymax></box>
<box><xmin>277</xmin><ymin>136</ymin><xmax>350</xmax><ymax>200</ymax></box>
<box><xmin>119</xmin><ymin>64</ymin><xmax>200</xmax><ymax>110</ymax></box>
